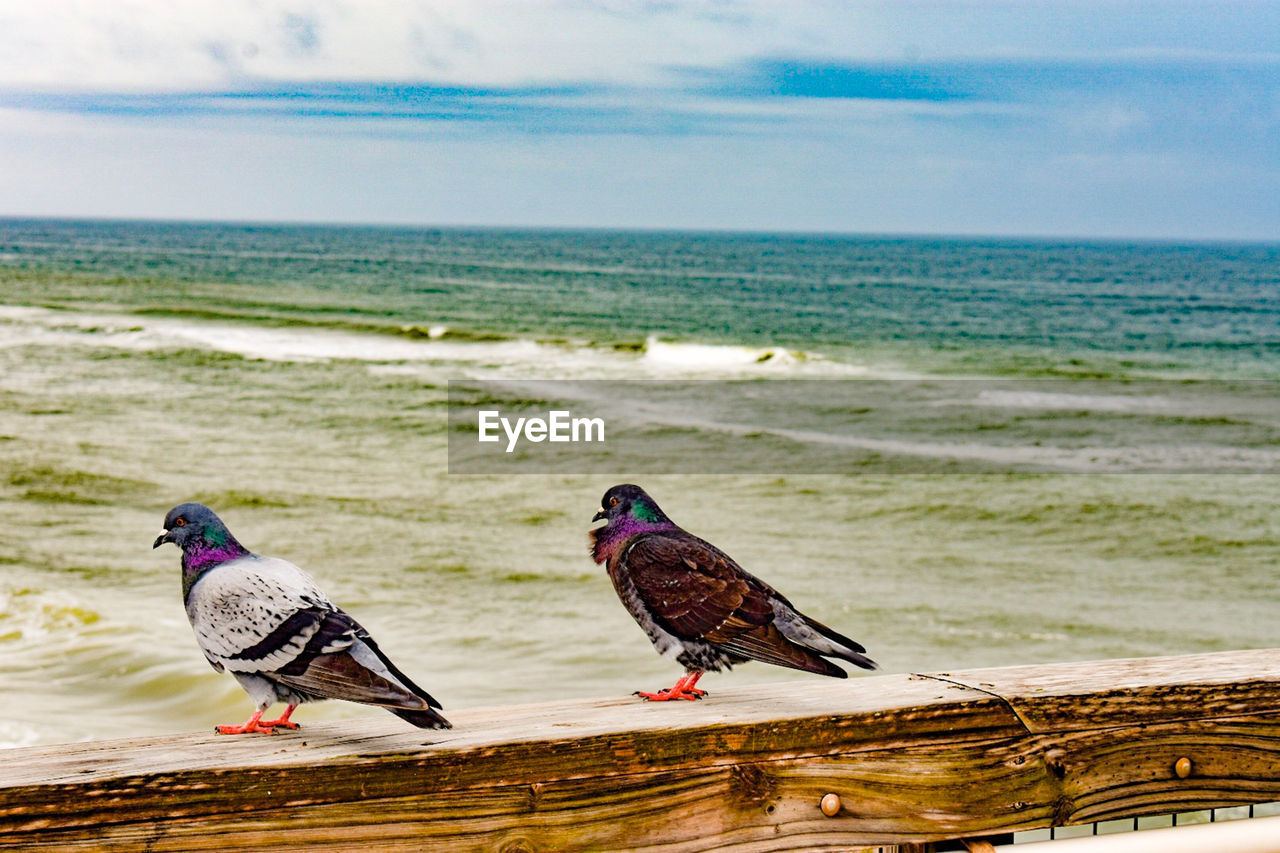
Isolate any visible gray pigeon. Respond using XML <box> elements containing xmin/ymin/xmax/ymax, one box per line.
<box><xmin>154</xmin><ymin>502</ymin><xmax>450</xmax><ymax>733</ymax></box>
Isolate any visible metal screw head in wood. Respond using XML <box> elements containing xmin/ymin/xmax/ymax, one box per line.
<box><xmin>1175</xmin><ymin>757</ymin><xmax>1193</xmax><ymax>778</ymax></box>
<box><xmin>820</xmin><ymin>793</ymin><xmax>841</xmax><ymax>817</ymax></box>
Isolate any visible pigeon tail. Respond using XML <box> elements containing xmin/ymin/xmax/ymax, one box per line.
<box><xmin>775</xmin><ymin>646</ymin><xmax>851</xmax><ymax>679</ymax></box>
<box><xmin>717</xmin><ymin>622</ymin><xmax>852</xmax><ymax>679</ymax></box>
<box><xmin>356</xmin><ymin>634</ymin><xmax>453</xmax><ymax>728</ymax></box>
<box><xmin>805</xmin><ymin>616</ymin><xmax>879</xmax><ymax>671</ymax></box>
<box><xmin>360</xmin><ymin>634</ymin><xmax>448</xmax><ymax>712</ymax></box>
<box><xmin>774</xmin><ymin>607</ymin><xmax>880</xmax><ymax>672</ymax></box>
<box><xmin>390</xmin><ymin>706</ymin><xmax>453</xmax><ymax>729</ymax></box>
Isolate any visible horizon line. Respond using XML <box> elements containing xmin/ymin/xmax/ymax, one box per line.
<box><xmin>2</xmin><ymin>212</ymin><xmax>1276</xmax><ymax>248</ymax></box>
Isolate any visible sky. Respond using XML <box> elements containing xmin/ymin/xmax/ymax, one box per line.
<box><xmin>0</xmin><ymin>1</ymin><xmax>1277</xmax><ymax>239</ymax></box>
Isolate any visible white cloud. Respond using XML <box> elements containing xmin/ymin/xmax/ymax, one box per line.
<box><xmin>0</xmin><ymin>0</ymin><xmax>856</xmax><ymax>91</ymax></box>
<box><xmin>2</xmin><ymin>1</ymin><xmax>1275</xmax><ymax>94</ymax></box>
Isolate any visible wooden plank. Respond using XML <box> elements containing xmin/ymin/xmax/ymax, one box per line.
<box><xmin>0</xmin><ymin>675</ymin><xmax>1010</xmax><ymax>790</ymax></box>
<box><xmin>1</xmin><ymin>652</ymin><xmax>1279</xmax><ymax>851</ymax></box>
<box><xmin>8</xmin><ymin>714</ymin><xmax>1280</xmax><ymax>851</ymax></box>
<box><xmin>926</xmin><ymin>648</ymin><xmax>1280</xmax><ymax>732</ymax></box>
<box><xmin>0</xmin><ymin>674</ymin><xmax>1018</xmax><ymax>849</ymax></box>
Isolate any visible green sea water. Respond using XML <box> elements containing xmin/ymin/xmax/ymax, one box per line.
<box><xmin>0</xmin><ymin>219</ymin><xmax>1277</xmax><ymax>747</ymax></box>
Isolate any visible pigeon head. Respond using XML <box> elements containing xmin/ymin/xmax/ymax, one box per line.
<box><xmin>593</xmin><ymin>484</ymin><xmax>671</xmax><ymax>526</ymax></box>
<box><xmin>154</xmin><ymin>503</ymin><xmax>252</xmax><ymax>588</ymax></box>
<box><xmin>590</xmin><ymin>484</ymin><xmax>674</xmax><ymax>563</ymax></box>
<box><xmin>154</xmin><ymin>503</ymin><xmax>225</xmax><ymax>550</ymax></box>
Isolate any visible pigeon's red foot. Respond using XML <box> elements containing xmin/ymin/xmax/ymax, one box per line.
<box><xmin>635</xmin><ymin>671</ymin><xmax>707</xmax><ymax>702</ymax></box>
<box><xmin>259</xmin><ymin>705</ymin><xmax>300</xmax><ymax>730</ymax></box>
<box><xmin>215</xmin><ymin>719</ymin><xmax>277</xmax><ymax>735</ymax></box>
<box><xmin>215</xmin><ymin>708</ymin><xmax>297</xmax><ymax>735</ymax></box>
<box><xmin>260</xmin><ymin>718</ymin><xmax>300</xmax><ymax>730</ymax></box>
<box><xmin>635</xmin><ymin>687</ymin><xmax>703</xmax><ymax>701</ymax></box>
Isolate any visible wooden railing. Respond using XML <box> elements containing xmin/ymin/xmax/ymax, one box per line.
<box><xmin>2</xmin><ymin>649</ymin><xmax>1279</xmax><ymax>851</ymax></box>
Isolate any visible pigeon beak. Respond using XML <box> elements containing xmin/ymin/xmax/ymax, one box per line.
<box><xmin>592</xmin><ymin>509</ymin><xmax>606</xmax><ymax>522</ymax></box>
<box><xmin>153</xmin><ymin>531</ymin><xmax>173</xmax><ymax>549</ymax></box>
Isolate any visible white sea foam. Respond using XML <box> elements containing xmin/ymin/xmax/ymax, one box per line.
<box><xmin>0</xmin><ymin>305</ymin><xmax>47</xmax><ymax>322</ymax></box>
<box><xmin>401</xmin><ymin>324</ymin><xmax>450</xmax><ymax>339</ymax></box>
<box><xmin>0</xmin><ymin>585</ymin><xmax>100</xmax><ymax>641</ymax></box>
<box><xmin>642</xmin><ymin>337</ymin><xmax>796</xmax><ymax>371</ymax></box>
<box><xmin>0</xmin><ymin>305</ymin><xmax>878</xmax><ymax>380</ymax></box>
<box><xmin>638</xmin><ymin>336</ymin><xmax>874</xmax><ymax>377</ymax></box>
<box><xmin>149</xmin><ymin>320</ymin><xmax>435</xmax><ymax>362</ymax></box>
<box><xmin>0</xmin><ymin>307</ymin><xmax>157</xmax><ymax>353</ymax></box>
<box><xmin>0</xmin><ymin>722</ymin><xmax>40</xmax><ymax>750</ymax></box>
<box><xmin>968</xmin><ymin>389</ymin><xmax>1180</xmax><ymax>414</ymax></box>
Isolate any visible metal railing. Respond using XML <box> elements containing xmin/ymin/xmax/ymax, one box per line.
<box><xmin>1005</xmin><ymin>808</ymin><xmax>1280</xmax><ymax>851</ymax></box>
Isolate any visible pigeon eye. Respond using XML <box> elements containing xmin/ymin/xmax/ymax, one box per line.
<box><xmin>175</xmin><ymin>518</ymin><xmax>186</xmax><ymax>527</ymax></box>
<box><xmin>609</xmin><ymin>497</ymin><xmax>618</xmax><ymax>507</ymax></box>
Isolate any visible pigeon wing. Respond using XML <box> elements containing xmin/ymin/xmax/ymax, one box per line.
<box><xmin>620</xmin><ymin>532</ymin><xmax>766</xmax><ymax>640</ymax></box>
<box><xmin>270</xmin><ymin>617</ymin><xmax>445</xmax><ymax>711</ymax></box>
<box><xmin>187</xmin><ymin>556</ymin><xmax>441</xmax><ymax>710</ymax></box>
<box><xmin>186</xmin><ymin>556</ymin><xmax>338</xmax><ymax>673</ymax></box>
<box><xmin>622</xmin><ymin>532</ymin><xmax>847</xmax><ymax>677</ymax></box>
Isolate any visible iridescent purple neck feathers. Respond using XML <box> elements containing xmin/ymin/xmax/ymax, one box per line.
<box><xmin>591</xmin><ymin>514</ymin><xmax>676</xmax><ymax>564</ymax></box>
<box><xmin>182</xmin><ymin>537</ymin><xmax>250</xmax><ymax>572</ymax></box>
<box><xmin>181</xmin><ymin>536</ymin><xmax>251</xmax><ymax>600</ymax></box>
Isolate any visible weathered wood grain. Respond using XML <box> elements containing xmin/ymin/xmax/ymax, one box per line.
<box><xmin>1</xmin><ymin>650</ymin><xmax>1278</xmax><ymax>851</ymax></box>
<box><xmin>927</xmin><ymin>648</ymin><xmax>1280</xmax><ymax>732</ymax></box>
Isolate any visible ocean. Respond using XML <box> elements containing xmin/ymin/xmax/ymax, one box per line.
<box><xmin>0</xmin><ymin>218</ymin><xmax>1277</xmax><ymax>747</ymax></box>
